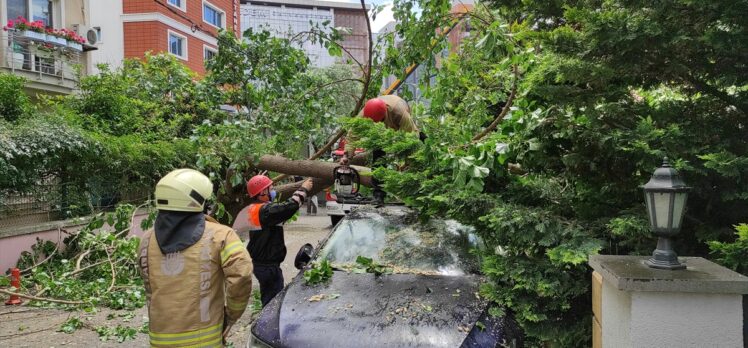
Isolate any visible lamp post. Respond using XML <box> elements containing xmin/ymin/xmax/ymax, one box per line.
<box><xmin>642</xmin><ymin>157</ymin><xmax>691</xmax><ymax>270</ymax></box>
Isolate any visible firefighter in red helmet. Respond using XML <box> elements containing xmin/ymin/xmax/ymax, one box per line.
<box><xmin>340</xmin><ymin>95</ymin><xmax>423</xmax><ymax>204</ymax></box>
<box><xmin>245</xmin><ymin>175</ymin><xmax>313</xmax><ymax>306</ymax></box>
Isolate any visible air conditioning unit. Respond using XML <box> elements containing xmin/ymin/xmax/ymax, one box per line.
<box><xmin>71</xmin><ymin>24</ymin><xmax>101</xmax><ymax>46</ymax></box>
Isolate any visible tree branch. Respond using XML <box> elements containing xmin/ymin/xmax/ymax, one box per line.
<box><xmin>20</xmin><ymin>227</ymin><xmax>61</xmax><ymax>274</ymax></box>
<box><xmin>272</xmin><ymin>1</ymin><xmax>375</xmax><ymax>183</ymax></box>
<box><xmin>472</xmin><ymin>65</ymin><xmax>519</xmax><ymax>142</ymax></box>
<box><xmin>290</xmin><ymin>78</ymin><xmax>364</xmax><ymax>105</ymax></box>
<box><xmin>74</xmin><ymin>250</ymin><xmax>92</xmax><ymax>274</ymax></box>
<box><xmin>106</xmin><ymin>249</ymin><xmax>117</xmax><ymax>293</ymax></box>
<box><xmin>70</xmin><ymin>259</ymin><xmax>107</xmax><ymax>277</ymax></box>
<box><xmin>683</xmin><ymin>74</ymin><xmax>746</xmax><ymax>115</ymax></box>
<box><xmin>290</xmin><ymin>31</ymin><xmax>365</xmax><ymax>72</ymax></box>
<box><xmin>0</xmin><ymin>289</ymin><xmax>85</xmax><ymax>305</ymax></box>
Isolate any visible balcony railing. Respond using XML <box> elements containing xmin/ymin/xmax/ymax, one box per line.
<box><xmin>1</xmin><ymin>30</ymin><xmax>82</xmax><ymax>91</ymax></box>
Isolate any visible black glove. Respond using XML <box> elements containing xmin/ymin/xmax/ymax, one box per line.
<box><xmin>419</xmin><ymin>131</ymin><xmax>428</xmax><ymax>142</ymax></box>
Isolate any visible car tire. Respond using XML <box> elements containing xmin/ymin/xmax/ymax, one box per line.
<box><xmin>330</xmin><ymin>215</ymin><xmax>343</xmax><ymax>226</ymax></box>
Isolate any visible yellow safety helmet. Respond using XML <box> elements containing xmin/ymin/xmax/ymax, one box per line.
<box><xmin>154</xmin><ymin>169</ymin><xmax>213</xmax><ymax>212</ymax></box>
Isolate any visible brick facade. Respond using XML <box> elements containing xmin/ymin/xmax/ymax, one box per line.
<box><xmin>123</xmin><ymin>0</ymin><xmax>240</xmax><ymax>75</ymax></box>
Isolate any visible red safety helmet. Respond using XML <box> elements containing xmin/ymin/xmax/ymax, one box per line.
<box><xmin>362</xmin><ymin>98</ymin><xmax>387</xmax><ymax>122</ymax></box>
<box><xmin>247</xmin><ymin>175</ymin><xmax>272</xmax><ymax>197</ymax></box>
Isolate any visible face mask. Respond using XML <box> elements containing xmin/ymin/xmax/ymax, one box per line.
<box><xmin>270</xmin><ymin>190</ymin><xmax>277</xmax><ymax>201</ymax></box>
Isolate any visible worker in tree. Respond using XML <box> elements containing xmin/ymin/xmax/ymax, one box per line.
<box><xmin>246</xmin><ymin>174</ymin><xmax>314</xmax><ymax>306</ymax></box>
<box><xmin>139</xmin><ymin>169</ymin><xmax>253</xmax><ymax>347</ymax></box>
<box><xmin>339</xmin><ymin>95</ymin><xmax>424</xmax><ymax>204</ymax></box>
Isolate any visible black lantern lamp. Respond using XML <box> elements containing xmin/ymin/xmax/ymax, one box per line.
<box><xmin>642</xmin><ymin>157</ymin><xmax>691</xmax><ymax>270</ymax></box>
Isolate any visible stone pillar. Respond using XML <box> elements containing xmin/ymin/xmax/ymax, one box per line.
<box><xmin>589</xmin><ymin>255</ymin><xmax>748</xmax><ymax>348</ymax></box>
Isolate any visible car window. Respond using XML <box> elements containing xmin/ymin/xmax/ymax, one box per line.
<box><xmin>316</xmin><ymin>207</ymin><xmax>482</xmax><ymax>275</ymax></box>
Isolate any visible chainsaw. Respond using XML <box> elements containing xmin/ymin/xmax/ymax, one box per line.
<box><xmin>332</xmin><ymin>165</ymin><xmax>375</xmax><ymax>205</ymax></box>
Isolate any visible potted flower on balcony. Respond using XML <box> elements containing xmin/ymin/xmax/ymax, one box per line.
<box><xmin>45</xmin><ymin>28</ymin><xmax>68</xmax><ymax>46</ymax></box>
<box><xmin>2</xmin><ymin>16</ymin><xmax>46</xmax><ymax>41</ymax></box>
<box><xmin>59</xmin><ymin>29</ymin><xmax>85</xmax><ymax>51</ymax></box>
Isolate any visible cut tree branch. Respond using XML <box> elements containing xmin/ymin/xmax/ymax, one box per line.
<box><xmin>74</xmin><ymin>250</ymin><xmax>92</xmax><ymax>274</ymax></box>
<box><xmin>70</xmin><ymin>259</ymin><xmax>107</xmax><ymax>277</ymax></box>
<box><xmin>105</xmin><ymin>249</ymin><xmax>117</xmax><ymax>293</ymax></box>
<box><xmin>0</xmin><ymin>289</ymin><xmax>85</xmax><ymax>305</ymax></box>
<box><xmin>20</xmin><ymin>227</ymin><xmax>61</xmax><ymax>274</ymax></box>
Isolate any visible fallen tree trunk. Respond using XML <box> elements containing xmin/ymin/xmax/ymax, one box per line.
<box><xmin>256</xmin><ymin>155</ymin><xmax>374</xmax><ymax>200</ymax></box>
<box><xmin>257</xmin><ymin>155</ymin><xmax>373</xmax><ymax>186</ymax></box>
<box><xmin>217</xmin><ymin>153</ymin><xmax>372</xmax><ymax>222</ymax></box>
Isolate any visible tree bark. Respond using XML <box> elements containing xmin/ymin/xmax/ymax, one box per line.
<box><xmin>218</xmin><ymin>153</ymin><xmax>372</xmax><ymax>222</ymax></box>
<box><xmin>256</xmin><ymin>155</ymin><xmax>373</xmax><ymax>200</ymax></box>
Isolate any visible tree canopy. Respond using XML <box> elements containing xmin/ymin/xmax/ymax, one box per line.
<box><xmin>1</xmin><ymin>1</ymin><xmax>746</xmax><ymax>345</ymax></box>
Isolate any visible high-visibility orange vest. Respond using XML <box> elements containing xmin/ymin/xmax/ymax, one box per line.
<box><xmin>247</xmin><ymin>203</ymin><xmax>266</xmax><ymax>231</ymax></box>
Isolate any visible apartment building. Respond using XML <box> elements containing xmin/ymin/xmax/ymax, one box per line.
<box><xmin>240</xmin><ymin>0</ymin><xmax>369</xmax><ymax>68</ymax></box>
<box><xmin>122</xmin><ymin>0</ymin><xmax>241</xmax><ymax>75</ymax></box>
<box><xmin>0</xmin><ymin>0</ymin><xmax>99</xmax><ymax>94</ymax></box>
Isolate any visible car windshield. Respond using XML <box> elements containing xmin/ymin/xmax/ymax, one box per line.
<box><xmin>316</xmin><ymin>206</ymin><xmax>482</xmax><ymax>275</ymax></box>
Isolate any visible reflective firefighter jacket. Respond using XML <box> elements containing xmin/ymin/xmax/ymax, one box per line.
<box><xmin>345</xmin><ymin>94</ymin><xmax>419</xmax><ymax>156</ymax></box>
<box><xmin>246</xmin><ymin>194</ymin><xmax>306</xmax><ymax>265</ymax></box>
<box><xmin>139</xmin><ymin>215</ymin><xmax>253</xmax><ymax>348</ymax></box>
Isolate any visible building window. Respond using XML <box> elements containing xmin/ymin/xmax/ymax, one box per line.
<box><xmin>204</xmin><ymin>46</ymin><xmax>217</xmax><ymax>61</ymax></box>
<box><xmin>8</xmin><ymin>0</ymin><xmax>55</xmax><ymax>27</ymax></box>
<box><xmin>203</xmin><ymin>1</ymin><xmax>225</xmax><ymax>29</ymax></box>
<box><xmin>168</xmin><ymin>31</ymin><xmax>187</xmax><ymax>60</ymax></box>
<box><xmin>167</xmin><ymin>0</ymin><xmax>186</xmax><ymax>12</ymax></box>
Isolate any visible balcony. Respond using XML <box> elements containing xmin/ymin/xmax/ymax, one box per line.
<box><xmin>0</xmin><ymin>30</ymin><xmax>87</xmax><ymax>94</ymax></box>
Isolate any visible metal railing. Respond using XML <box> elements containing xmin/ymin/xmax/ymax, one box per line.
<box><xmin>0</xmin><ymin>30</ymin><xmax>81</xmax><ymax>87</ymax></box>
<box><xmin>0</xmin><ymin>177</ymin><xmax>152</xmax><ymax>230</ymax></box>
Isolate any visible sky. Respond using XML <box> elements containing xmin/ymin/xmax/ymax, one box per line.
<box><xmin>328</xmin><ymin>0</ymin><xmax>396</xmax><ymax>33</ymax></box>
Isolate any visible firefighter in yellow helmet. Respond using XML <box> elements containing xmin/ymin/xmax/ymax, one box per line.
<box><xmin>139</xmin><ymin>169</ymin><xmax>253</xmax><ymax>347</ymax></box>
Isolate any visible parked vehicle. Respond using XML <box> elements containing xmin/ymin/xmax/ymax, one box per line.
<box><xmin>248</xmin><ymin>206</ymin><xmax>523</xmax><ymax>348</ymax></box>
<box><xmin>324</xmin><ymin>190</ymin><xmax>374</xmax><ymax>227</ymax></box>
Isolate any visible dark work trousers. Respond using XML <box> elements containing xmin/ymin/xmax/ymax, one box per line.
<box><xmin>253</xmin><ymin>264</ymin><xmax>284</xmax><ymax>307</ymax></box>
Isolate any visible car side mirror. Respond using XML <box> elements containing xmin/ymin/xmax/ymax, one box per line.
<box><xmin>294</xmin><ymin>243</ymin><xmax>314</xmax><ymax>270</ymax></box>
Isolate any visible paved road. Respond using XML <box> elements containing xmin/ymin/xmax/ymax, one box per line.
<box><xmin>0</xmin><ymin>208</ymin><xmax>334</xmax><ymax>348</ymax></box>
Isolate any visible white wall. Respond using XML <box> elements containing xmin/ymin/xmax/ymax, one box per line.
<box><xmin>602</xmin><ymin>281</ymin><xmax>744</xmax><ymax>348</ymax></box>
<box><xmin>601</xmin><ymin>280</ymin><xmax>631</xmax><ymax>347</ymax></box>
<box><xmin>84</xmin><ymin>0</ymin><xmax>124</xmax><ymax>74</ymax></box>
<box><xmin>240</xmin><ymin>3</ymin><xmax>336</xmax><ymax>67</ymax></box>
<box><xmin>630</xmin><ymin>291</ymin><xmax>743</xmax><ymax>348</ymax></box>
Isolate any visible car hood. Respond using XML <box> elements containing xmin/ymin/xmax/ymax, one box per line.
<box><xmin>252</xmin><ymin>271</ymin><xmax>487</xmax><ymax>348</ymax></box>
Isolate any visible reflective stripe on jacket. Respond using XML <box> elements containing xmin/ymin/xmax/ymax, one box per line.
<box><xmin>139</xmin><ymin>217</ymin><xmax>253</xmax><ymax>347</ymax></box>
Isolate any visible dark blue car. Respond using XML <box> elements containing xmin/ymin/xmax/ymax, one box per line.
<box><xmin>248</xmin><ymin>206</ymin><xmax>523</xmax><ymax>348</ymax></box>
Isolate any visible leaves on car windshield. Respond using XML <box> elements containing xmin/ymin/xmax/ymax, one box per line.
<box><xmin>304</xmin><ymin>259</ymin><xmax>333</xmax><ymax>285</ymax></box>
<box><xmin>353</xmin><ymin>256</ymin><xmax>392</xmax><ymax>276</ymax></box>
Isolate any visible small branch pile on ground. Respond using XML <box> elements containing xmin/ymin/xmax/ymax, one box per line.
<box><xmin>3</xmin><ymin>203</ymin><xmax>155</xmax><ymax>310</ymax></box>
